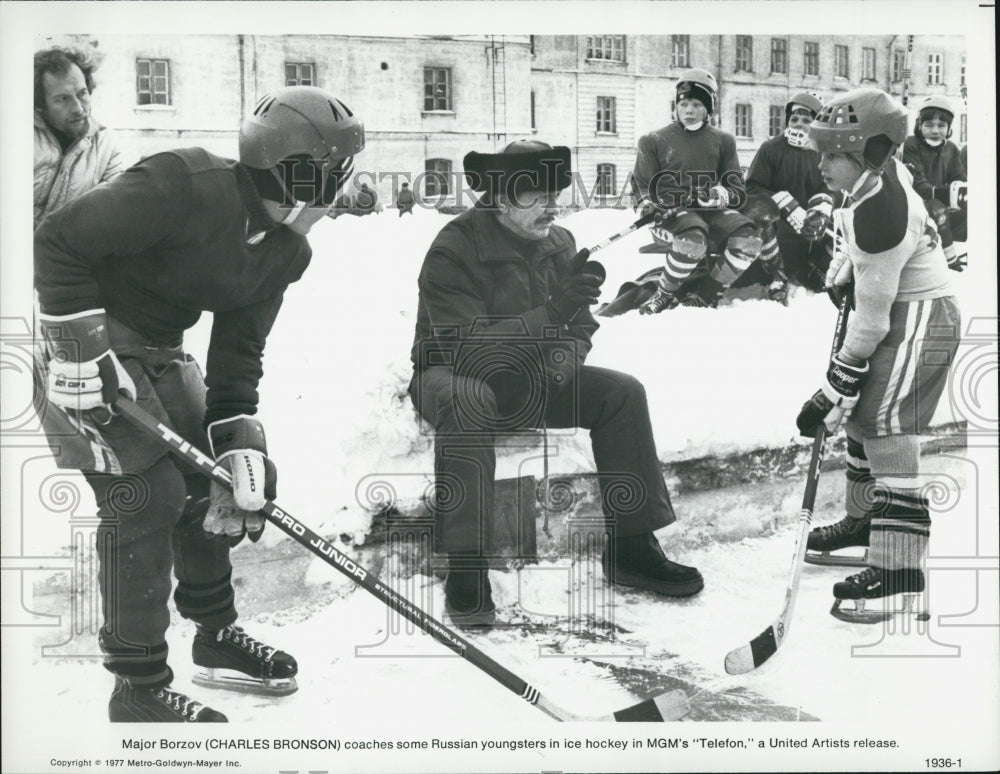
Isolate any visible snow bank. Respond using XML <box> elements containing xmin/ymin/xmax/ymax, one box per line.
<box><xmin>178</xmin><ymin>206</ymin><xmax>984</xmax><ymax>542</ymax></box>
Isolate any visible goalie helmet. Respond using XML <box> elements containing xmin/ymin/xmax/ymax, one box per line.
<box><xmin>808</xmin><ymin>88</ymin><xmax>907</xmax><ymax>169</ymax></box>
<box><xmin>676</xmin><ymin>68</ymin><xmax>718</xmax><ymax>114</ymax></box>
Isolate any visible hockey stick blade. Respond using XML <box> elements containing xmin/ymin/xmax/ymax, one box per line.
<box><xmin>114</xmin><ymin>397</ymin><xmax>689</xmax><ymax>723</ymax></box>
<box><xmin>724</xmin><ymin>297</ymin><xmax>852</xmax><ymax>675</ymax></box>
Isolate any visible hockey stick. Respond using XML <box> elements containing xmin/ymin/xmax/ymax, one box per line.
<box><xmin>114</xmin><ymin>397</ymin><xmax>689</xmax><ymax>722</ymax></box>
<box><xmin>724</xmin><ymin>296</ymin><xmax>851</xmax><ymax>675</ymax></box>
<box><xmin>566</xmin><ymin>211</ymin><xmax>656</xmax><ymax>273</ymax></box>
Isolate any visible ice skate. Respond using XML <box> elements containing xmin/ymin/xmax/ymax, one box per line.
<box><xmin>444</xmin><ymin>560</ymin><xmax>496</xmax><ymax>629</ymax></box>
<box><xmin>829</xmin><ymin>566</ymin><xmax>929</xmax><ymax>624</ymax></box>
<box><xmin>192</xmin><ymin>625</ymin><xmax>298</xmax><ymax>696</ymax></box>
<box><xmin>638</xmin><ymin>286</ymin><xmax>678</xmax><ymax>315</ymax></box>
<box><xmin>804</xmin><ymin>514</ymin><xmax>870</xmax><ymax>567</ymax></box>
<box><xmin>109</xmin><ymin>676</ymin><xmax>227</xmax><ymax>722</ymax></box>
<box><xmin>603</xmin><ymin>533</ymin><xmax>704</xmax><ymax>597</ymax></box>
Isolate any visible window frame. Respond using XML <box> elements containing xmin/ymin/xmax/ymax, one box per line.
<box><xmin>834</xmin><ymin>44</ymin><xmax>850</xmax><ymax>79</ymax></box>
<box><xmin>586</xmin><ymin>35</ymin><xmax>625</xmax><ymax>62</ymax></box>
<box><xmin>671</xmin><ymin>35</ymin><xmax>690</xmax><ymax>68</ymax></box>
<box><xmin>927</xmin><ymin>52</ymin><xmax>943</xmax><ymax>85</ymax></box>
<box><xmin>595</xmin><ymin>163</ymin><xmax>616</xmax><ymax>198</ymax></box>
<box><xmin>596</xmin><ymin>95</ymin><xmax>617</xmax><ymax>134</ymax></box>
<box><xmin>768</xmin><ymin>104</ymin><xmax>783</xmax><ymax>138</ymax></box>
<box><xmin>423</xmin><ymin>67</ymin><xmax>453</xmax><ymax>112</ymax></box>
<box><xmin>770</xmin><ymin>37</ymin><xmax>788</xmax><ymax>75</ymax></box>
<box><xmin>891</xmin><ymin>48</ymin><xmax>906</xmax><ymax>82</ymax></box>
<box><xmin>862</xmin><ymin>47</ymin><xmax>876</xmax><ymax>81</ymax></box>
<box><xmin>136</xmin><ymin>57</ymin><xmax>170</xmax><ymax>106</ymax></box>
<box><xmin>734</xmin><ymin>103</ymin><xmax>753</xmax><ymax>139</ymax></box>
<box><xmin>424</xmin><ymin>158</ymin><xmax>452</xmax><ymax>198</ymax></box>
<box><xmin>804</xmin><ymin>41</ymin><xmax>820</xmax><ymax>77</ymax></box>
<box><xmin>735</xmin><ymin>35</ymin><xmax>753</xmax><ymax>73</ymax></box>
<box><xmin>284</xmin><ymin>61</ymin><xmax>315</xmax><ymax>87</ymax></box>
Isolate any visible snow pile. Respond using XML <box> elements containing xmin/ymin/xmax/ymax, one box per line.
<box><xmin>178</xmin><ymin>206</ymin><xmax>979</xmax><ymax>543</ymax></box>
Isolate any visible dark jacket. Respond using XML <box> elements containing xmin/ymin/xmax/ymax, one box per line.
<box><xmin>34</xmin><ymin>147</ymin><xmax>312</xmax><ymax>425</ymax></box>
<box><xmin>902</xmin><ymin>135</ymin><xmax>966</xmax><ymax>205</ymax></box>
<box><xmin>746</xmin><ymin>134</ymin><xmax>828</xmax><ymax>208</ymax></box>
<box><xmin>410</xmin><ymin>201</ymin><xmax>598</xmax><ymax>390</ymax></box>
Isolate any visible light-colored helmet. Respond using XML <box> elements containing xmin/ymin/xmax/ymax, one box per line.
<box><xmin>808</xmin><ymin>88</ymin><xmax>907</xmax><ymax>167</ymax></box>
<box><xmin>676</xmin><ymin>68</ymin><xmax>718</xmax><ymax>113</ymax></box>
<box><xmin>239</xmin><ymin>86</ymin><xmax>365</xmax><ymax>170</ymax></box>
<box><xmin>918</xmin><ymin>94</ymin><xmax>954</xmax><ymax>122</ymax></box>
<box><xmin>785</xmin><ymin>91</ymin><xmax>823</xmax><ymax>123</ymax></box>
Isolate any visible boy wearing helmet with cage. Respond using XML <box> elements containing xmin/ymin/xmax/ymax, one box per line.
<box><xmin>33</xmin><ymin>86</ymin><xmax>365</xmax><ymax>721</ymax></box>
<box><xmin>746</xmin><ymin>91</ymin><xmax>835</xmax><ymax>293</ymax></box>
<box><xmin>631</xmin><ymin>68</ymin><xmax>766</xmax><ymax>312</ymax></box>
<box><xmin>902</xmin><ymin>95</ymin><xmax>968</xmax><ymax>271</ymax></box>
<box><xmin>795</xmin><ymin>88</ymin><xmax>961</xmax><ymax>622</ymax></box>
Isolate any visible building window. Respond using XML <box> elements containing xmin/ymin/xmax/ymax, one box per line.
<box><xmin>596</xmin><ymin>96</ymin><xmax>617</xmax><ymax>133</ymax></box>
<box><xmin>960</xmin><ymin>55</ymin><xmax>966</xmax><ymax>87</ymax></box>
<box><xmin>671</xmin><ymin>35</ymin><xmax>690</xmax><ymax>67</ymax></box>
<box><xmin>735</xmin><ymin>103</ymin><xmax>752</xmax><ymax>138</ymax></box>
<box><xmin>769</xmin><ymin>105</ymin><xmax>783</xmax><ymax>137</ymax></box>
<box><xmin>891</xmin><ymin>48</ymin><xmax>906</xmax><ymax>82</ymax></box>
<box><xmin>834</xmin><ymin>45</ymin><xmax>849</xmax><ymax>79</ymax></box>
<box><xmin>735</xmin><ymin>36</ymin><xmax>753</xmax><ymax>72</ymax></box>
<box><xmin>862</xmin><ymin>48</ymin><xmax>876</xmax><ymax>81</ymax></box>
<box><xmin>960</xmin><ymin>114</ymin><xmax>967</xmax><ymax>144</ymax></box>
<box><xmin>285</xmin><ymin>62</ymin><xmax>314</xmax><ymax>86</ymax></box>
<box><xmin>804</xmin><ymin>42</ymin><xmax>820</xmax><ymax>76</ymax></box>
<box><xmin>770</xmin><ymin>38</ymin><xmax>787</xmax><ymax>74</ymax></box>
<box><xmin>529</xmin><ymin>35</ymin><xmax>536</xmax><ymax>56</ymax></box>
<box><xmin>136</xmin><ymin>58</ymin><xmax>170</xmax><ymax>105</ymax></box>
<box><xmin>595</xmin><ymin>164</ymin><xmax>616</xmax><ymax>198</ymax></box>
<box><xmin>530</xmin><ymin>91</ymin><xmax>536</xmax><ymax>130</ymax></box>
<box><xmin>586</xmin><ymin>35</ymin><xmax>625</xmax><ymax>62</ymax></box>
<box><xmin>424</xmin><ymin>67</ymin><xmax>452</xmax><ymax>111</ymax></box>
<box><xmin>424</xmin><ymin>158</ymin><xmax>451</xmax><ymax>198</ymax></box>
<box><xmin>928</xmin><ymin>53</ymin><xmax>943</xmax><ymax>85</ymax></box>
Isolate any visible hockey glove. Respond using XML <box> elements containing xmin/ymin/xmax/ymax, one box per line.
<box><xmin>934</xmin><ymin>181</ymin><xmax>967</xmax><ymax>210</ymax></box>
<box><xmin>696</xmin><ymin>184</ymin><xmax>730</xmax><ymax>209</ymax></box>
<box><xmin>205</xmin><ymin>415</ymin><xmax>277</xmax><ymax>545</ymax></box>
<box><xmin>39</xmin><ymin>310</ymin><xmax>137</xmax><ymax>412</ymax></box>
<box><xmin>772</xmin><ymin>191</ymin><xmax>807</xmax><ymax>233</ymax></box>
<box><xmin>796</xmin><ymin>355</ymin><xmax>869</xmax><ymax>438</ymax></box>
<box><xmin>800</xmin><ymin>194</ymin><xmax>834</xmax><ymax>242</ymax></box>
<box><xmin>545</xmin><ymin>270</ymin><xmax>604</xmax><ymax>324</ymax></box>
<box><xmin>639</xmin><ymin>198</ymin><xmax>689</xmax><ymax>228</ymax></box>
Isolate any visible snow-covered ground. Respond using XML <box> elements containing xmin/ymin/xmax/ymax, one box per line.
<box><xmin>4</xmin><ymin>206</ymin><xmax>998</xmax><ymax>773</ymax></box>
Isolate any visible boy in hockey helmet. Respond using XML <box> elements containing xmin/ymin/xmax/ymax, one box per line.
<box><xmin>796</xmin><ymin>88</ymin><xmax>960</xmax><ymax>621</ymax></box>
<box><xmin>902</xmin><ymin>95</ymin><xmax>967</xmax><ymax>270</ymax></box>
<box><xmin>631</xmin><ymin>68</ymin><xmax>762</xmax><ymax>312</ymax></box>
<box><xmin>34</xmin><ymin>86</ymin><xmax>364</xmax><ymax>720</ymax></box>
<box><xmin>746</xmin><ymin>91</ymin><xmax>835</xmax><ymax>292</ymax></box>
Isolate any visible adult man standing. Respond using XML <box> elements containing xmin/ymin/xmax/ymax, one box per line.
<box><xmin>409</xmin><ymin>141</ymin><xmax>704</xmax><ymax>630</ymax></box>
<box><xmin>34</xmin><ymin>86</ymin><xmax>365</xmax><ymax>721</ymax></box>
<box><xmin>34</xmin><ymin>46</ymin><xmax>124</xmax><ymax>228</ymax></box>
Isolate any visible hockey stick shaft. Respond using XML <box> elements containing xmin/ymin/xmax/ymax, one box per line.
<box><xmin>724</xmin><ymin>297</ymin><xmax>851</xmax><ymax>674</ymax></box>
<box><xmin>114</xmin><ymin>397</ymin><xmax>687</xmax><ymax>722</ymax></box>
<box><xmin>566</xmin><ymin>212</ymin><xmax>656</xmax><ymax>273</ymax></box>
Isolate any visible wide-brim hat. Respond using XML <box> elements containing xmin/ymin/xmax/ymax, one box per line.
<box><xmin>463</xmin><ymin>141</ymin><xmax>572</xmax><ymax>197</ymax></box>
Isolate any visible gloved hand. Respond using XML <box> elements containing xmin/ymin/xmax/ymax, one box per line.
<box><xmin>696</xmin><ymin>184</ymin><xmax>730</xmax><ymax>209</ymax></box>
<box><xmin>800</xmin><ymin>193</ymin><xmax>834</xmax><ymax>242</ymax></box>
<box><xmin>772</xmin><ymin>191</ymin><xmax>807</xmax><ymax>232</ymax></box>
<box><xmin>796</xmin><ymin>355</ymin><xmax>869</xmax><ymax>438</ymax></box>
<box><xmin>545</xmin><ymin>270</ymin><xmax>604</xmax><ymax>323</ymax></box>
<box><xmin>947</xmin><ymin>251</ymin><xmax>967</xmax><ymax>272</ymax></box>
<box><xmin>39</xmin><ymin>309</ymin><xmax>136</xmax><ymax>411</ymax></box>
<box><xmin>204</xmin><ymin>415</ymin><xmax>277</xmax><ymax>545</ymax></box>
<box><xmin>639</xmin><ymin>198</ymin><xmax>689</xmax><ymax>228</ymax></box>
<box><xmin>937</xmin><ymin>181</ymin><xmax>967</xmax><ymax>210</ymax></box>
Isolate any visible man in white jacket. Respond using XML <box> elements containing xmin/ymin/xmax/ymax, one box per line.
<box><xmin>34</xmin><ymin>46</ymin><xmax>124</xmax><ymax>228</ymax></box>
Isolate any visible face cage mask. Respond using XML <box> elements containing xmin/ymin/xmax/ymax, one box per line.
<box><xmin>785</xmin><ymin>126</ymin><xmax>810</xmax><ymax>148</ymax></box>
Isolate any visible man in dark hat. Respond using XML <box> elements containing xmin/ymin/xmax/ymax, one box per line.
<box><xmin>408</xmin><ymin>140</ymin><xmax>704</xmax><ymax>629</ymax></box>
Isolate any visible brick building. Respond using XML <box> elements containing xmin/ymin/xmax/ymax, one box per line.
<box><xmin>45</xmin><ymin>33</ymin><xmax>967</xmax><ymax>208</ymax></box>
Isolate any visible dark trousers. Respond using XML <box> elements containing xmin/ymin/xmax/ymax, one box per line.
<box><xmin>78</xmin><ymin>320</ymin><xmax>235</xmax><ymax>687</ymax></box>
<box><xmin>410</xmin><ymin>365</ymin><xmax>674</xmax><ymax>555</ymax></box>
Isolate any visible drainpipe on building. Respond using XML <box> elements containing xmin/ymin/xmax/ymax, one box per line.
<box><xmin>237</xmin><ymin>35</ymin><xmax>246</xmax><ymax>121</ymax></box>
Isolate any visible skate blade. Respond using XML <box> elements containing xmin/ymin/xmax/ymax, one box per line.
<box><xmin>804</xmin><ymin>550</ymin><xmax>869</xmax><ymax>568</ymax></box>
<box><xmin>192</xmin><ymin>667</ymin><xmax>298</xmax><ymax>696</ymax></box>
<box><xmin>830</xmin><ymin>595</ymin><xmax>930</xmax><ymax>625</ymax></box>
